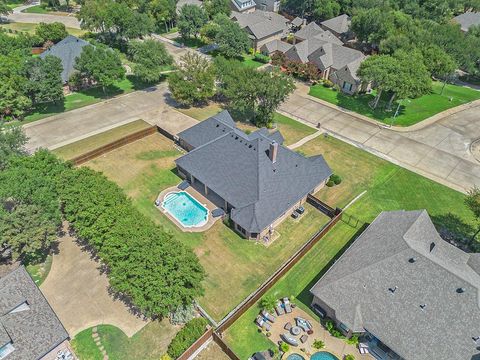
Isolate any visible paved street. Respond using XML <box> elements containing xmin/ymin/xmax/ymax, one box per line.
<box><xmin>279</xmin><ymin>86</ymin><xmax>480</xmax><ymax>193</ymax></box>
<box><xmin>24</xmin><ymin>83</ymin><xmax>197</xmax><ymax>151</ymax></box>
<box><xmin>5</xmin><ymin>4</ymin><xmax>81</xmax><ymax>28</ymax></box>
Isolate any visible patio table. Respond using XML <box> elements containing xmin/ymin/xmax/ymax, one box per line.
<box><xmin>291</xmin><ymin>326</ymin><xmax>301</xmax><ymax>336</ymax></box>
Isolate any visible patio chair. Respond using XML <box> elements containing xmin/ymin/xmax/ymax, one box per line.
<box><xmin>284</xmin><ymin>322</ymin><xmax>292</xmax><ymax>330</ymax></box>
<box><xmin>283</xmin><ymin>297</ymin><xmax>292</xmax><ymax>313</ymax></box>
<box><xmin>275</xmin><ymin>300</ymin><xmax>285</xmax><ymax>316</ymax></box>
<box><xmin>261</xmin><ymin>309</ymin><xmax>276</xmax><ymax>323</ymax></box>
<box><xmin>300</xmin><ymin>334</ymin><xmax>308</xmax><ymax>343</ymax></box>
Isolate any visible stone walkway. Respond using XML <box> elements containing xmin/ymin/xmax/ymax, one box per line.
<box><xmin>280</xmin><ymin>84</ymin><xmax>480</xmax><ymax>193</ymax></box>
<box><xmin>288</xmin><ymin>131</ymin><xmax>322</xmax><ymax>150</ymax></box>
<box><xmin>92</xmin><ymin>327</ymin><xmax>109</xmax><ymax>360</ymax></box>
<box><xmin>40</xmin><ymin>226</ymin><xmax>148</xmax><ymax>337</ymax></box>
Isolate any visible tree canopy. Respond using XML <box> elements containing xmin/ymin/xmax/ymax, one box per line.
<box><xmin>215</xmin><ymin>18</ymin><xmax>250</xmax><ymax>58</ymax></box>
<box><xmin>35</xmin><ymin>22</ymin><xmax>68</xmax><ymax>45</ymax></box>
<box><xmin>128</xmin><ymin>39</ymin><xmax>173</xmax><ymax>83</ymax></box>
<box><xmin>177</xmin><ymin>4</ymin><xmax>208</xmax><ymax>39</ymax></box>
<box><xmin>204</xmin><ymin>0</ymin><xmax>231</xmax><ymax>18</ymax></box>
<box><xmin>25</xmin><ymin>55</ymin><xmax>65</xmax><ymax>106</ymax></box>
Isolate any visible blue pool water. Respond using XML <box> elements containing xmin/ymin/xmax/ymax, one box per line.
<box><xmin>287</xmin><ymin>354</ymin><xmax>305</xmax><ymax>360</ymax></box>
<box><xmin>311</xmin><ymin>352</ymin><xmax>339</xmax><ymax>360</ymax></box>
<box><xmin>162</xmin><ymin>191</ymin><xmax>208</xmax><ymax>227</ymax></box>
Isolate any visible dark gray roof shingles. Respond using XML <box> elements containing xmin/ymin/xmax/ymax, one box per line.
<box><xmin>310</xmin><ymin>210</ymin><xmax>480</xmax><ymax>360</ymax></box>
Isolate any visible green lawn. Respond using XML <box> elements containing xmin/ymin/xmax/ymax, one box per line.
<box><xmin>309</xmin><ymin>81</ymin><xmax>480</xmax><ymax>127</ymax></box>
<box><xmin>72</xmin><ymin>321</ymin><xmax>179</xmax><ymax>360</ymax></box>
<box><xmin>0</xmin><ymin>22</ymin><xmax>85</xmax><ymax>37</ymax></box>
<box><xmin>86</xmin><ymin>133</ymin><xmax>331</xmax><ymax>321</ymax></box>
<box><xmin>273</xmin><ymin>112</ymin><xmax>316</xmax><ymax>146</ymax></box>
<box><xmin>15</xmin><ymin>76</ymin><xmax>152</xmax><ymax>124</ymax></box>
<box><xmin>173</xmin><ymin>36</ymin><xmax>208</xmax><ymax>48</ymax></box>
<box><xmin>26</xmin><ymin>255</ymin><xmax>53</xmax><ymax>286</ymax></box>
<box><xmin>224</xmin><ymin>133</ymin><xmax>477</xmax><ymax>359</ymax></box>
<box><xmin>6</xmin><ymin>0</ymin><xmax>23</xmax><ymax>9</ymax></box>
<box><xmin>240</xmin><ymin>54</ymin><xmax>265</xmax><ymax>69</ymax></box>
<box><xmin>53</xmin><ymin>120</ymin><xmax>152</xmax><ymax>160</ymax></box>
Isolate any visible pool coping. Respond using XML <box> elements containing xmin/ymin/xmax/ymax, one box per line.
<box><xmin>156</xmin><ymin>185</ymin><xmax>221</xmax><ymax>233</ymax></box>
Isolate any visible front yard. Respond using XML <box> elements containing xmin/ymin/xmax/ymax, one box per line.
<box><xmin>224</xmin><ymin>131</ymin><xmax>477</xmax><ymax>359</ymax></box>
<box><xmin>84</xmin><ymin>133</ymin><xmax>331</xmax><ymax>321</ymax></box>
<box><xmin>309</xmin><ymin>81</ymin><xmax>480</xmax><ymax>127</ymax></box>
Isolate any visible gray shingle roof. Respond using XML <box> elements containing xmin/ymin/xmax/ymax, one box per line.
<box><xmin>310</xmin><ymin>210</ymin><xmax>480</xmax><ymax>360</ymax></box>
<box><xmin>291</xmin><ymin>17</ymin><xmax>304</xmax><ymax>27</ymax></box>
<box><xmin>0</xmin><ymin>266</ymin><xmax>69</xmax><ymax>360</ymax></box>
<box><xmin>176</xmin><ymin>112</ymin><xmax>332</xmax><ymax>233</ymax></box>
<box><xmin>232</xmin><ymin>10</ymin><xmax>289</xmax><ymax>40</ymax></box>
<box><xmin>453</xmin><ymin>12</ymin><xmax>480</xmax><ymax>31</ymax></box>
<box><xmin>260</xmin><ymin>39</ymin><xmax>293</xmax><ymax>54</ymax></box>
<box><xmin>320</xmin><ymin>14</ymin><xmax>350</xmax><ymax>35</ymax></box>
<box><xmin>39</xmin><ymin>35</ymin><xmax>90</xmax><ymax>83</ymax></box>
<box><xmin>294</xmin><ymin>22</ymin><xmax>324</xmax><ymax>41</ymax></box>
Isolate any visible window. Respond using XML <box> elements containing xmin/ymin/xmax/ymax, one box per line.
<box><xmin>339</xmin><ymin>323</ymin><xmax>350</xmax><ymax>333</ymax></box>
<box><xmin>236</xmin><ymin>224</ymin><xmax>246</xmax><ymax>235</ymax></box>
<box><xmin>0</xmin><ymin>343</ymin><xmax>15</xmax><ymax>359</ymax></box>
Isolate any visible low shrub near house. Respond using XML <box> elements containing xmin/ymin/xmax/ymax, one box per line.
<box><xmin>330</xmin><ymin>174</ymin><xmax>342</xmax><ymax>185</ymax></box>
<box><xmin>323</xmin><ymin>80</ymin><xmax>334</xmax><ymax>88</ymax></box>
<box><xmin>326</xmin><ymin>180</ymin><xmax>335</xmax><ymax>187</ymax></box>
<box><xmin>325</xmin><ymin>320</ymin><xmax>344</xmax><ymax>338</ymax></box>
<box><xmin>346</xmin><ymin>334</ymin><xmax>359</xmax><ymax>345</ymax></box>
<box><xmin>313</xmin><ymin>339</ymin><xmax>325</xmax><ymax>349</ymax></box>
<box><xmin>167</xmin><ymin>317</ymin><xmax>208</xmax><ymax>359</ymax></box>
<box><xmin>344</xmin><ymin>355</ymin><xmax>355</xmax><ymax>360</ymax></box>
<box><xmin>254</xmin><ymin>53</ymin><xmax>270</xmax><ymax>64</ymax></box>
<box><xmin>280</xmin><ymin>342</ymin><xmax>290</xmax><ymax>353</ymax></box>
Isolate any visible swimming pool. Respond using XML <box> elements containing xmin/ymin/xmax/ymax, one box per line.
<box><xmin>311</xmin><ymin>351</ymin><xmax>339</xmax><ymax>360</ymax></box>
<box><xmin>162</xmin><ymin>191</ymin><xmax>208</xmax><ymax>228</ymax></box>
<box><xmin>287</xmin><ymin>354</ymin><xmax>305</xmax><ymax>360</ymax></box>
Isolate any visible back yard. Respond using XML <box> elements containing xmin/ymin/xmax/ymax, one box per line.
<box><xmin>84</xmin><ymin>133</ymin><xmax>331</xmax><ymax>321</ymax></box>
<box><xmin>309</xmin><ymin>81</ymin><xmax>480</xmax><ymax>127</ymax></box>
<box><xmin>224</xmin><ymin>133</ymin><xmax>477</xmax><ymax>359</ymax></box>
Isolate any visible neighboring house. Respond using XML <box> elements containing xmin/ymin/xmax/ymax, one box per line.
<box><xmin>39</xmin><ymin>35</ymin><xmax>90</xmax><ymax>85</ymax></box>
<box><xmin>0</xmin><ymin>266</ymin><xmax>71</xmax><ymax>360</ymax></box>
<box><xmin>176</xmin><ymin>111</ymin><xmax>332</xmax><ymax>240</ymax></box>
<box><xmin>231</xmin><ymin>10</ymin><xmax>290</xmax><ymax>51</ymax></box>
<box><xmin>261</xmin><ymin>25</ymin><xmax>365</xmax><ymax>94</ymax></box>
<box><xmin>453</xmin><ymin>11</ymin><xmax>480</xmax><ymax>32</ymax></box>
<box><xmin>255</xmin><ymin>0</ymin><xmax>280</xmax><ymax>12</ymax></box>
<box><xmin>230</xmin><ymin>0</ymin><xmax>257</xmax><ymax>13</ymax></box>
<box><xmin>320</xmin><ymin>14</ymin><xmax>352</xmax><ymax>40</ymax></box>
<box><xmin>310</xmin><ymin>210</ymin><xmax>480</xmax><ymax>360</ymax></box>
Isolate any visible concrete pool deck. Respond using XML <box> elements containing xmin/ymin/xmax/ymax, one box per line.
<box><xmin>156</xmin><ymin>184</ymin><xmax>220</xmax><ymax>232</ymax></box>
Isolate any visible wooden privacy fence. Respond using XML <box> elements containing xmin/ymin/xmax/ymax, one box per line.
<box><xmin>307</xmin><ymin>194</ymin><xmax>340</xmax><ymax>218</ymax></box>
<box><xmin>216</xmin><ymin>210</ymin><xmax>343</xmax><ymax>334</ymax></box>
<box><xmin>71</xmin><ymin>126</ymin><xmax>157</xmax><ymax>165</ymax></box>
<box><xmin>177</xmin><ymin>328</ymin><xmax>214</xmax><ymax>360</ymax></box>
<box><xmin>213</xmin><ymin>332</ymin><xmax>241</xmax><ymax>360</ymax></box>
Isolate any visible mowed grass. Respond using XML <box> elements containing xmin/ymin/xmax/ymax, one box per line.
<box><xmin>26</xmin><ymin>255</ymin><xmax>53</xmax><ymax>286</ymax></box>
<box><xmin>85</xmin><ymin>133</ymin><xmax>331</xmax><ymax>321</ymax></box>
<box><xmin>72</xmin><ymin>320</ymin><xmax>179</xmax><ymax>360</ymax></box>
<box><xmin>177</xmin><ymin>103</ymin><xmax>315</xmax><ymax>146</ymax></box>
<box><xmin>309</xmin><ymin>81</ymin><xmax>480</xmax><ymax>127</ymax></box>
<box><xmin>225</xmin><ymin>133</ymin><xmax>477</xmax><ymax>359</ymax></box>
<box><xmin>0</xmin><ymin>22</ymin><xmax>86</xmax><ymax>37</ymax></box>
<box><xmin>19</xmin><ymin>76</ymin><xmax>151</xmax><ymax>124</ymax></box>
<box><xmin>53</xmin><ymin>120</ymin><xmax>152</xmax><ymax>160</ymax></box>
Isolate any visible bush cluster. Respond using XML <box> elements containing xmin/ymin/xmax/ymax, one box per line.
<box><xmin>254</xmin><ymin>53</ymin><xmax>270</xmax><ymax>64</ymax></box>
<box><xmin>167</xmin><ymin>318</ymin><xmax>208</xmax><ymax>358</ymax></box>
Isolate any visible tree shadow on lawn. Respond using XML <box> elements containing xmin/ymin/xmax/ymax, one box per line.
<box><xmin>432</xmin><ymin>213</ymin><xmax>478</xmax><ymax>252</ymax></box>
<box><xmin>295</xmin><ymin>221</ymin><xmax>369</xmax><ymax>309</ymax></box>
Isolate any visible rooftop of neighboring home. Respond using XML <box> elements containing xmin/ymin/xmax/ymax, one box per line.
<box><xmin>320</xmin><ymin>13</ymin><xmax>351</xmax><ymax>35</ymax></box>
<box><xmin>310</xmin><ymin>210</ymin><xmax>480</xmax><ymax>360</ymax></box>
<box><xmin>231</xmin><ymin>9</ymin><xmax>290</xmax><ymax>40</ymax></box>
<box><xmin>453</xmin><ymin>11</ymin><xmax>480</xmax><ymax>32</ymax></box>
<box><xmin>176</xmin><ymin>111</ymin><xmax>332</xmax><ymax>234</ymax></box>
<box><xmin>0</xmin><ymin>266</ymin><xmax>69</xmax><ymax>360</ymax></box>
<box><xmin>231</xmin><ymin>0</ymin><xmax>256</xmax><ymax>12</ymax></box>
<box><xmin>40</xmin><ymin>35</ymin><xmax>90</xmax><ymax>83</ymax></box>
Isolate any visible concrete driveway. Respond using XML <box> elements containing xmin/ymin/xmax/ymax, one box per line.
<box><xmin>24</xmin><ymin>83</ymin><xmax>197</xmax><ymax>151</ymax></box>
<box><xmin>40</xmin><ymin>228</ymin><xmax>148</xmax><ymax>337</ymax></box>
<box><xmin>280</xmin><ymin>86</ymin><xmax>480</xmax><ymax>193</ymax></box>
<box><xmin>5</xmin><ymin>4</ymin><xmax>80</xmax><ymax>28</ymax></box>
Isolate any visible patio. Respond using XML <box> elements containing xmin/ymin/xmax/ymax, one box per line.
<box><xmin>260</xmin><ymin>306</ymin><xmax>373</xmax><ymax>360</ymax></box>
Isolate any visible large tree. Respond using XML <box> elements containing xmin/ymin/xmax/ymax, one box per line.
<box><xmin>421</xmin><ymin>45</ymin><xmax>457</xmax><ymax>94</ymax></box>
<box><xmin>168</xmin><ymin>52</ymin><xmax>215</xmax><ymax>106</ymax></box>
<box><xmin>312</xmin><ymin>0</ymin><xmax>341</xmax><ymax>20</ymax></box>
<box><xmin>204</xmin><ymin>0</ymin><xmax>231</xmax><ymax>18</ymax></box>
<box><xmin>141</xmin><ymin>0</ymin><xmax>177</xmax><ymax>32</ymax></box>
<box><xmin>35</xmin><ymin>22</ymin><xmax>68</xmax><ymax>45</ymax></box>
<box><xmin>177</xmin><ymin>4</ymin><xmax>208</xmax><ymax>39</ymax></box>
<box><xmin>0</xmin><ymin>0</ymin><xmax>10</xmax><ymax>16</ymax></box>
<box><xmin>0</xmin><ymin>53</ymin><xmax>31</xmax><ymax>121</ymax></box>
<box><xmin>128</xmin><ymin>39</ymin><xmax>173</xmax><ymax>83</ymax></box>
<box><xmin>24</xmin><ymin>55</ymin><xmax>64</xmax><ymax>106</ymax></box>
<box><xmin>0</xmin><ymin>123</ymin><xmax>28</xmax><ymax>169</ymax></box>
<box><xmin>466</xmin><ymin>186</ymin><xmax>480</xmax><ymax>245</ymax></box>
<box><xmin>215</xmin><ymin>18</ymin><xmax>250</xmax><ymax>58</ymax></box>
<box><xmin>74</xmin><ymin>45</ymin><xmax>126</xmax><ymax>92</ymax></box>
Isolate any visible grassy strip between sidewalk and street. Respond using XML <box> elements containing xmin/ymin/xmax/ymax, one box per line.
<box><xmin>309</xmin><ymin>81</ymin><xmax>480</xmax><ymax>127</ymax></box>
<box><xmin>224</xmin><ymin>132</ymin><xmax>477</xmax><ymax>359</ymax></box>
<box><xmin>52</xmin><ymin>120</ymin><xmax>152</xmax><ymax>160</ymax></box>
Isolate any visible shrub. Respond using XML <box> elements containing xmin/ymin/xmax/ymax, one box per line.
<box><xmin>330</xmin><ymin>174</ymin><xmax>342</xmax><ymax>185</ymax></box>
<box><xmin>326</xmin><ymin>180</ymin><xmax>335</xmax><ymax>187</ymax></box>
<box><xmin>313</xmin><ymin>339</ymin><xmax>325</xmax><ymax>349</ymax></box>
<box><xmin>260</xmin><ymin>294</ymin><xmax>276</xmax><ymax>312</ymax></box>
<box><xmin>323</xmin><ymin>79</ymin><xmax>334</xmax><ymax>88</ymax></box>
<box><xmin>346</xmin><ymin>334</ymin><xmax>359</xmax><ymax>345</ymax></box>
<box><xmin>280</xmin><ymin>342</ymin><xmax>289</xmax><ymax>353</ymax></box>
<box><xmin>254</xmin><ymin>53</ymin><xmax>270</xmax><ymax>64</ymax></box>
<box><xmin>169</xmin><ymin>304</ymin><xmax>196</xmax><ymax>325</ymax></box>
<box><xmin>344</xmin><ymin>355</ymin><xmax>355</xmax><ymax>360</ymax></box>
<box><xmin>325</xmin><ymin>320</ymin><xmax>343</xmax><ymax>338</ymax></box>
<box><xmin>167</xmin><ymin>318</ymin><xmax>208</xmax><ymax>359</ymax></box>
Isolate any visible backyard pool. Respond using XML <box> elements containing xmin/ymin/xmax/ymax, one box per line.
<box><xmin>287</xmin><ymin>354</ymin><xmax>306</xmax><ymax>360</ymax></box>
<box><xmin>162</xmin><ymin>191</ymin><xmax>208</xmax><ymax>228</ymax></box>
<box><xmin>311</xmin><ymin>351</ymin><xmax>339</xmax><ymax>360</ymax></box>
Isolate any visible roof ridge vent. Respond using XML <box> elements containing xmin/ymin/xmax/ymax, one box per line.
<box><xmin>388</xmin><ymin>286</ymin><xmax>397</xmax><ymax>294</ymax></box>
<box><xmin>419</xmin><ymin>303</ymin><xmax>426</xmax><ymax>310</ymax></box>
<box><xmin>456</xmin><ymin>287</ymin><xmax>466</xmax><ymax>294</ymax></box>
<box><xmin>409</xmin><ymin>257</ymin><xmax>417</xmax><ymax>263</ymax></box>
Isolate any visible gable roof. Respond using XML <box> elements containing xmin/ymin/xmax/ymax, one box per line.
<box><xmin>294</xmin><ymin>22</ymin><xmax>324</xmax><ymax>41</ymax></box>
<box><xmin>310</xmin><ymin>210</ymin><xmax>480</xmax><ymax>360</ymax></box>
<box><xmin>232</xmin><ymin>10</ymin><xmax>289</xmax><ymax>40</ymax></box>
<box><xmin>453</xmin><ymin>11</ymin><xmax>480</xmax><ymax>31</ymax></box>
<box><xmin>39</xmin><ymin>35</ymin><xmax>90</xmax><ymax>83</ymax></box>
<box><xmin>0</xmin><ymin>266</ymin><xmax>69</xmax><ymax>360</ymax></box>
<box><xmin>260</xmin><ymin>39</ymin><xmax>293</xmax><ymax>54</ymax></box>
<box><xmin>176</xmin><ymin>112</ymin><xmax>332</xmax><ymax>233</ymax></box>
<box><xmin>320</xmin><ymin>14</ymin><xmax>350</xmax><ymax>35</ymax></box>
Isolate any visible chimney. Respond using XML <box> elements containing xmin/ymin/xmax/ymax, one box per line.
<box><xmin>269</xmin><ymin>142</ymin><xmax>278</xmax><ymax>163</ymax></box>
